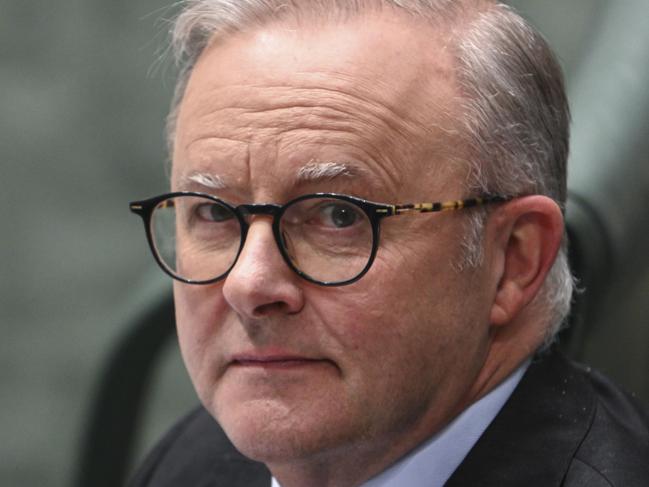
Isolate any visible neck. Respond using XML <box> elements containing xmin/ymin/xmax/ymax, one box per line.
<box><xmin>462</xmin><ymin>314</ymin><xmax>546</xmax><ymax>407</ymax></box>
<box><xmin>268</xmin><ymin>405</ymin><xmax>462</xmax><ymax>487</ymax></box>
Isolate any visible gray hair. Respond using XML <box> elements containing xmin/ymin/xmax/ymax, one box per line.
<box><xmin>165</xmin><ymin>0</ymin><xmax>574</xmax><ymax>343</ymax></box>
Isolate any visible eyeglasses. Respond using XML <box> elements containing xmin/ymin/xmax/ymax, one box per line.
<box><xmin>129</xmin><ymin>192</ymin><xmax>510</xmax><ymax>286</ymax></box>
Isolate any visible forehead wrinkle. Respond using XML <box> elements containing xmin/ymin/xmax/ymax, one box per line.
<box><xmin>248</xmin><ymin>81</ymin><xmax>456</xmax><ymax>187</ymax></box>
<box><xmin>257</xmin><ymin>84</ymin><xmax>426</xmax><ymax>191</ymax></box>
<box><xmin>183</xmin><ymin>89</ymin><xmax>409</xmax><ymax>194</ymax></box>
<box><xmin>186</xmin><ymin>81</ymin><xmax>428</xmax><ymax>142</ymax></box>
<box><xmin>183</xmin><ymin>68</ymin><xmax>450</xmax><ymax>148</ymax></box>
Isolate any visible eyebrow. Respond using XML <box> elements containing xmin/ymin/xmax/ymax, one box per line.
<box><xmin>178</xmin><ymin>172</ymin><xmax>227</xmax><ymax>191</ymax></box>
<box><xmin>177</xmin><ymin>160</ymin><xmax>363</xmax><ymax>193</ymax></box>
<box><xmin>295</xmin><ymin>161</ymin><xmax>359</xmax><ymax>183</ymax></box>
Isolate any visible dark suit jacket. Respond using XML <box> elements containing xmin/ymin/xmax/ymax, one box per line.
<box><xmin>128</xmin><ymin>350</ymin><xmax>649</xmax><ymax>486</ymax></box>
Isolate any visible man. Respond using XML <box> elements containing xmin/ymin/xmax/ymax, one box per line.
<box><xmin>128</xmin><ymin>0</ymin><xmax>649</xmax><ymax>485</ymax></box>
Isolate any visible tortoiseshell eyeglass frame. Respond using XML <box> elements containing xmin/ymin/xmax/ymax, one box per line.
<box><xmin>129</xmin><ymin>192</ymin><xmax>512</xmax><ymax>287</ymax></box>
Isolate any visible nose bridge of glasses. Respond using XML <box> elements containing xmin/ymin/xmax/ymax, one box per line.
<box><xmin>233</xmin><ymin>203</ymin><xmax>291</xmax><ymax>276</ymax></box>
<box><xmin>236</xmin><ymin>203</ymin><xmax>283</xmax><ymax>220</ymax></box>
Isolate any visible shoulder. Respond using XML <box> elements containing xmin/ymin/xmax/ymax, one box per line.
<box><xmin>564</xmin><ymin>364</ymin><xmax>649</xmax><ymax>486</ymax></box>
<box><xmin>447</xmin><ymin>349</ymin><xmax>649</xmax><ymax>487</ymax></box>
<box><xmin>127</xmin><ymin>406</ymin><xmax>270</xmax><ymax>487</ymax></box>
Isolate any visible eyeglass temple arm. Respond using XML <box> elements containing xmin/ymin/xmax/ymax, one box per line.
<box><xmin>379</xmin><ymin>195</ymin><xmax>512</xmax><ymax>216</ymax></box>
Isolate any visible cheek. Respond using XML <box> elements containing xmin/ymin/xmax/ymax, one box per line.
<box><xmin>306</xmin><ymin>287</ymin><xmax>456</xmax><ymax>438</ymax></box>
<box><xmin>321</xmin><ymin>248</ymin><xmax>483</xmax><ymax>375</ymax></box>
<box><xmin>309</xmin><ymin>278</ymin><xmax>438</xmax><ymax>379</ymax></box>
<box><xmin>174</xmin><ymin>282</ymin><xmax>229</xmax><ymax>399</ymax></box>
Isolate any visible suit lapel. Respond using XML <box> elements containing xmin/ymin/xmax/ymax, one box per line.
<box><xmin>445</xmin><ymin>350</ymin><xmax>596</xmax><ymax>487</ymax></box>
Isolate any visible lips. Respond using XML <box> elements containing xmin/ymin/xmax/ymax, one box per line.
<box><xmin>232</xmin><ymin>358</ymin><xmax>323</xmax><ymax>368</ymax></box>
<box><xmin>229</xmin><ymin>350</ymin><xmax>332</xmax><ymax>369</ymax></box>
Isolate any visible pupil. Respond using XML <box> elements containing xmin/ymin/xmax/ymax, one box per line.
<box><xmin>210</xmin><ymin>204</ymin><xmax>231</xmax><ymax>222</ymax></box>
<box><xmin>332</xmin><ymin>206</ymin><xmax>356</xmax><ymax>227</ymax></box>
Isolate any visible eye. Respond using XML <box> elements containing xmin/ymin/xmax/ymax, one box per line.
<box><xmin>196</xmin><ymin>202</ymin><xmax>234</xmax><ymax>222</ymax></box>
<box><xmin>319</xmin><ymin>202</ymin><xmax>361</xmax><ymax>228</ymax></box>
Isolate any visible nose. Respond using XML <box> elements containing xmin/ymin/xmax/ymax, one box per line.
<box><xmin>222</xmin><ymin>218</ymin><xmax>304</xmax><ymax>319</ymax></box>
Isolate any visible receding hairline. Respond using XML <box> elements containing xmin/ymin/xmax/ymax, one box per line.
<box><xmin>171</xmin><ymin>0</ymin><xmax>498</xmax><ymax>63</ymax></box>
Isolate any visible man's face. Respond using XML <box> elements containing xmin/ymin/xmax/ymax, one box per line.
<box><xmin>172</xmin><ymin>12</ymin><xmax>495</xmax><ymax>469</ymax></box>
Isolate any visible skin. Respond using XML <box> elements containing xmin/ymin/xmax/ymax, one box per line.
<box><xmin>171</xmin><ymin>10</ymin><xmax>564</xmax><ymax>487</ymax></box>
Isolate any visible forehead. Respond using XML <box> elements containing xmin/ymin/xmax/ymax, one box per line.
<box><xmin>172</xmin><ymin>11</ymin><xmax>465</xmax><ymax>199</ymax></box>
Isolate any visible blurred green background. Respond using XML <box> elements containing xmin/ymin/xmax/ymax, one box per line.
<box><xmin>2</xmin><ymin>1</ymin><xmax>649</xmax><ymax>486</ymax></box>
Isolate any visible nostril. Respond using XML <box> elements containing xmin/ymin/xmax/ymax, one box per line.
<box><xmin>252</xmin><ymin>301</ymin><xmax>295</xmax><ymax>317</ymax></box>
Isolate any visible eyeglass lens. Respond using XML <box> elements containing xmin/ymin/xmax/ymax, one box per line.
<box><xmin>149</xmin><ymin>195</ymin><xmax>374</xmax><ymax>284</ymax></box>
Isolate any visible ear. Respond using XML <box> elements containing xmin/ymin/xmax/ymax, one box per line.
<box><xmin>488</xmin><ymin>196</ymin><xmax>564</xmax><ymax>326</ymax></box>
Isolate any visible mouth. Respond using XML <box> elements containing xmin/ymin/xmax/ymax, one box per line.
<box><xmin>229</xmin><ymin>350</ymin><xmax>334</xmax><ymax>370</ymax></box>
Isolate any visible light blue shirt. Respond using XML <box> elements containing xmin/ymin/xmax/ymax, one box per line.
<box><xmin>271</xmin><ymin>361</ymin><xmax>529</xmax><ymax>487</ymax></box>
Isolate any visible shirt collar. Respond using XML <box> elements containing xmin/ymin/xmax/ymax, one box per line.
<box><xmin>271</xmin><ymin>360</ymin><xmax>529</xmax><ymax>487</ymax></box>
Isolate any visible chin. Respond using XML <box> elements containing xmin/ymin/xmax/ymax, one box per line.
<box><xmin>219</xmin><ymin>402</ymin><xmax>318</xmax><ymax>462</ymax></box>
<box><xmin>212</xmin><ymin>395</ymin><xmax>360</xmax><ymax>465</ymax></box>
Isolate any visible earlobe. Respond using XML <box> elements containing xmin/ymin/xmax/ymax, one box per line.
<box><xmin>489</xmin><ymin>196</ymin><xmax>564</xmax><ymax>327</ymax></box>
